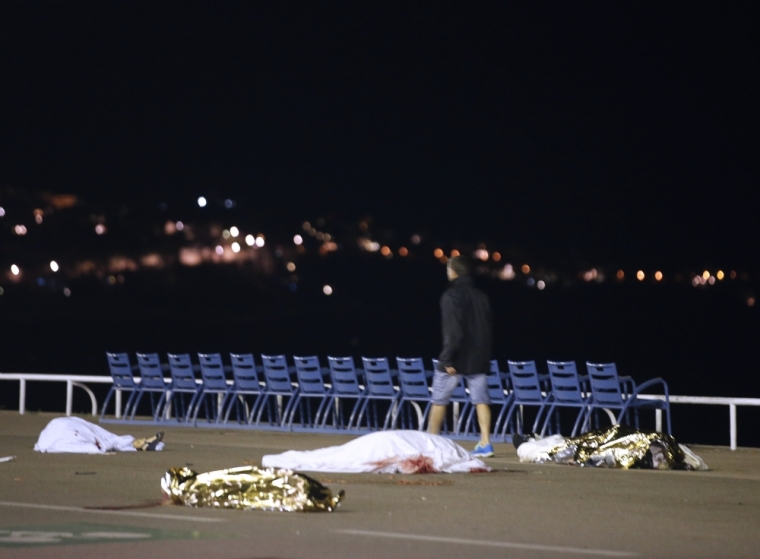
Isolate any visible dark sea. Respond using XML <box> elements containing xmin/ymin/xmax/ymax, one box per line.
<box><xmin>2</xmin><ymin>256</ymin><xmax>758</xmax><ymax>447</ymax></box>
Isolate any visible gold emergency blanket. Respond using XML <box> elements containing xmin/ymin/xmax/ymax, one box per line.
<box><xmin>530</xmin><ymin>425</ymin><xmax>694</xmax><ymax>469</ymax></box>
<box><xmin>161</xmin><ymin>466</ymin><xmax>344</xmax><ymax>512</ymax></box>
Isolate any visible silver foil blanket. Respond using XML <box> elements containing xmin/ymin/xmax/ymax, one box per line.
<box><xmin>542</xmin><ymin>425</ymin><xmax>688</xmax><ymax>469</ymax></box>
<box><xmin>161</xmin><ymin>466</ymin><xmax>344</xmax><ymax>512</ymax></box>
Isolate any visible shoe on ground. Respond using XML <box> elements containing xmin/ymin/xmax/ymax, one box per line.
<box><xmin>472</xmin><ymin>442</ymin><xmax>495</xmax><ymax>458</ymax></box>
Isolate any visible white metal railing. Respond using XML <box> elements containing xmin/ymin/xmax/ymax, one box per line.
<box><xmin>1</xmin><ymin>372</ymin><xmax>759</xmax><ymax>450</ymax></box>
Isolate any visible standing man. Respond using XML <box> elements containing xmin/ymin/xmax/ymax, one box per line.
<box><xmin>428</xmin><ymin>255</ymin><xmax>494</xmax><ymax>457</ymax></box>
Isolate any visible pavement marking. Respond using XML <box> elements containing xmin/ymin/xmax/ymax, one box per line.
<box><xmin>0</xmin><ymin>502</ymin><xmax>223</xmax><ymax>523</ymax></box>
<box><xmin>335</xmin><ymin>529</ymin><xmax>638</xmax><ymax>557</ymax></box>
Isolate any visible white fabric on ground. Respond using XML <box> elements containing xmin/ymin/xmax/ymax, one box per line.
<box><xmin>262</xmin><ymin>430</ymin><xmax>491</xmax><ymax>473</ymax></box>
<box><xmin>33</xmin><ymin>417</ymin><xmax>163</xmax><ymax>454</ymax></box>
<box><xmin>516</xmin><ymin>434</ymin><xmax>566</xmax><ymax>463</ymax></box>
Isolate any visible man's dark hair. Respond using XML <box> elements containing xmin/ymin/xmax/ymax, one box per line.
<box><xmin>449</xmin><ymin>255</ymin><xmax>472</xmax><ymax>276</ymax></box>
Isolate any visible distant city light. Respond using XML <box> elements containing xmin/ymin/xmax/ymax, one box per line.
<box><xmin>433</xmin><ymin>248</ymin><xmax>444</xmax><ymax>258</ymax></box>
<box><xmin>224</xmin><ymin>199</ymin><xmax>234</xmax><ymax>209</ymax></box>
<box><xmin>0</xmin><ymin>207</ymin><xmax>5</xmax><ymax>217</ymax></box>
<box><xmin>255</xmin><ymin>236</ymin><xmax>265</xmax><ymax>247</ymax></box>
<box><xmin>14</xmin><ymin>225</ymin><xmax>27</xmax><ymax>235</ymax></box>
<box><xmin>293</xmin><ymin>235</ymin><xmax>303</xmax><ymax>245</ymax></box>
<box><xmin>11</xmin><ymin>264</ymin><xmax>20</xmax><ymax>275</ymax></box>
<box><xmin>583</xmin><ymin>269</ymin><xmax>598</xmax><ymax>282</ymax></box>
<box><xmin>527</xmin><ymin>278</ymin><xmax>536</xmax><ymax>287</ymax></box>
<box><xmin>34</xmin><ymin>210</ymin><xmax>43</xmax><ymax>224</ymax></box>
<box><xmin>197</xmin><ymin>196</ymin><xmax>207</xmax><ymax>207</ymax></box>
<box><xmin>702</xmin><ymin>270</ymin><xmax>710</xmax><ymax>280</ymax></box>
<box><xmin>50</xmin><ymin>261</ymin><xmax>59</xmax><ymax>272</ymax></box>
<box><xmin>230</xmin><ymin>226</ymin><xmax>239</xmax><ymax>238</ymax></box>
<box><xmin>637</xmin><ymin>270</ymin><xmax>645</xmax><ymax>281</ymax></box>
<box><xmin>655</xmin><ymin>271</ymin><xmax>663</xmax><ymax>281</ymax></box>
<box><xmin>302</xmin><ymin>222</ymin><xmax>311</xmax><ymax>231</ymax></box>
<box><xmin>95</xmin><ymin>224</ymin><xmax>106</xmax><ymax>235</ymax></box>
<box><xmin>537</xmin><ymin>280</ymin><xmax>546</xmax><ymax>290</ymax></box>
<box><xmin>381</xmin><ymin>246</ymin><xmax>392</xmax><ymax>257</ymax></box>
<box><xmin>708</xmin><ymin>276</ymin><xmax>716</xmax><ymax>285</ymax></box>
<box><xmin>748</xmin><ymin>297</ymin><xmax>756</xmax><ymax>307</ymax></box>
<box><xmin>716</xmin><ymin>270</ymin><xmax>725</xmax><ymax>280</ymax></box>
<box><xmin>222</xmin><ymin>229</ymin><xmax>231</xmax><ymax>239</ymax></box>
<box><xmin>730</xmin><ymin>270</ymin><xmax>737</xmax><ymax>279</ymax></box>
<box><xmin>245</xmin><ymin>234</ymin><xmax>255</xmax><ymax>246</ymax></box>
<box><xmin>164</xmin><ymin>221</ymin><xmax>176</xmax><ymax>235</ymax></box>
<box><xmin>398</xmin><ymin>247</ymin><xmax>409</xmax><ymax>257</ymax></box>
<box><xmin>175</xmin><ymin>221</ymin><xmax>184</xmax><ymax>231</ymax></box>
<box><xmin>521</xmin><ymin>264</ymin><xmax>530</xmax><ymax>274</ymax></box>
<box><xmin>411</xmin><ymin>234</ymin><xmax>421</xmax><ymax>245</ymax></box>
<box><xmin>323</xmin><ymin>285</ymin><xmax>333</xmax><ymax>296</ymax></box>
<box><xmin>492</xmin><ymin>252</ymin><xmax>502</xmax><ymax>262</ymax></box>
<box><xmin>63</xmin><ymin>288</ymin><xmax>71</xmax><ymax>297</ymax></box>
<box><xmin>617</xmin><ymin>270</ymin><xmax>625</xmax><ymax>280</ymax></box>
<box><xmin>215</xmin><ymin>245</ymin><xmax>224</xmax><ymax>255</ymax></box>
<box><xmin>451</xmin><ymin>249</ymin><xmax>460</xmax><ymax>257</ymax></box>
<box><xmin>286</xmin><ymin>262</ymin><xmax>296</xmax><ymax>272</ymax></box>
<box><xmin>499</xmin><ymin>264</ymin><xmax>515</xmax><ymax>280</ymax></box>
<box><xmin>0</xmin><ymin>287</ymin><xmax>3</xmax><ymax>296</ymax></box>
<box><xmin>474</xmin><ymin>248</ymin><xmax>488</xmax><ymax>261</ymax></box>
<box><xmin>231</xmin><ymin>242</ymin><xmax>241</xmax><ymax>253</ymax></box>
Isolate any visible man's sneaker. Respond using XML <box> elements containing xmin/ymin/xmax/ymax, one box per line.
<box><xmin>472</xmin><ymin>442</ymin><xmax>495</xmax><ymax>458</ymax></box>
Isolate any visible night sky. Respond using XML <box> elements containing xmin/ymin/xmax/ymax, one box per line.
<box><xmin>1</xmin><ymin>3</ymin><xmax>758</xmax><ymax>266</ymax></box>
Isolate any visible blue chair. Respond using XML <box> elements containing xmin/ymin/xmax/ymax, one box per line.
<box><xmin>193</xmin><ymin>353</ymin><xmax>234</xmax><ymax>423</ymax></box>
<box><xmin>224</xmin><ymin>353</ymin><xmax>266</xmax><ymax>424</ymax></box>
<box><xmin>101</xmin><ymin>353</ymin><xmax>141</xmax><ymax>420</ymax></box>
<box><xmin>358</xmin><ymin>357</ymin><xmax>400</xmax><ymax>430</ymax></box>
<box><xmin>585</xmin><ymin>362</ymin><xmax>672</xmax><ymax>434</ymax></box>
<box><xmin>431</xmin><ymin>358</ymin><xmax>473</xmax><ymax>435</ymax></box>
<box><xmin>543</xmin><ymin>361</ymin><xmax>590</xmax><ymax>437</ymax></box>
<box><xmin>133</xmin><ymin>352</ymin><xmax>172</xmax><ymax>421</ymax></box>
<box><xmin>255</xmin><ymin>354</ymin><xmax>298</xmax><ymax>426</ymax></box>
<box><xmin>327</xmin><ymin>356</ymin><xmax>366</xmax><ymax>430</ymax></box>
<box><xmin>500</xmin><ymin>360</ymin><xmax>553</xmax><ymax>438</ymax></box>
<box><xmin>289</xmin><ymin>356</ymin><xmax>334</xmax><ymax>429</ymax></box>
<box><xmin>395</xmin><ymin>357</ymin><xmax>434</xmax><ymax>430</ymax></box>
<box><xmin>166</xmin><ymin>353</ymin><xmax>203</xmax><ymax>422</ymax></box>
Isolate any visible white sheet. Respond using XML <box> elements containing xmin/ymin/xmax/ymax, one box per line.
<box><xmin>262</xmin><ymin>430</ymin><xmax>491</xmax><ymax>473</ymax></box>
<box><xmin>34</xmin><ymin>417</ymin><xmax>142</xmax><ymax>454</ymax></box>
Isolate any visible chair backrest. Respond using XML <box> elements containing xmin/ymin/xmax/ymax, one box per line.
<box><xmin>361</xmin><ymin>357</ymin><xmax>396</xmax><ymax>397</ymax></box>
<box><xmin>327</xmin><ymin>356</ymin><xmax>362</xmax><ymax>396</ymax></box>
<box><xmin>507</xmin><ymin>360</ymin><xmax>545</xmax><ymax>402</ymax></box>
<box><xmin>396</xmin><ymin>357</ymin><xmax>431</xmax><ymax>399</ymax></box>
<box><xmin>486</xmin><ymin>367</ymin><xmax>508</xmax><ymax>403</ymax></box>
<box><xmin>167</xmin><ymin>353</ymin><xmax>198</xmax><ymax>390</ymax></box>
<box><xmin>106</xmin><ymin>353</ymin><xmax>136</xmax><ymax>389</ymax></box>
<box><xmin>491</xmin><ymin>359</ymin><xmax>512</xmax><ymax>392</ymax></box>
<box><xmin>585</xmin><ymin>362</ymin><xmax>625</xmax><ymax>405</ymax></box>
<box><xmin>547</xmin><ymin>360</ymin><xmax>584</xmax><ymax>404</ymax></box>
<box><xmin>136</xmin><ymin>352</ymin><xmax>168</xmax><ymax>389</ymax></box>
<box><xmin>197</xmin><ymin>353</ymin><xmax>229</xmax><ymax>390</ymax></box>
<box><xmin>432</xmin><ymin>358</ymin><xmax>469</xmax><ymax>401</ymax></box>
<box><xmin>293</xmin><ymin>355</ymin><xmax>329</xmax><ymax>395</ymax></box>
<box><xmin>261</xmin><ymin>354</ymin><xmax>295</xmax><ymax>394</ymax></box>
<box><xmin>229</xmin><ymin>353</ymin><xmax>262</xmax><ymax>391</ymax></box>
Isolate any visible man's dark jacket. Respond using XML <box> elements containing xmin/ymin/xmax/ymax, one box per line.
<box><xmin>437</xmin><ymin>275</ymin><xmax>492</xmax><ymax>375</ymax></box>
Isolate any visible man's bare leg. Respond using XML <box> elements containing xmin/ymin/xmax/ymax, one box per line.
<box><xmin>428</xmin><ymin>404</ymin><xmax>447</xmax><ymax>435</ymax></box>
<box><xmin>476</xmin><ymin>403</ymin><xmax>492</xmax><ymax>446</ymax></box>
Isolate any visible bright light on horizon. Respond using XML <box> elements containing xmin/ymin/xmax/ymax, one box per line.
<box><xmin>230</xmin><ymin>226</ymin><xmax>239</xmax><ymax>238</ymax></box>
<box><xmin>255</xmin><ymin>236</ymin><xmax>265</xmax><ymax>247</ymax></box>
<box><xmin>197</xmin><ymin>196</ymin><xmax>207</xmax><ymax>207</ymax></box>
<box><xmin>231</xmin><ymin>242</ymin><xmax>241</xmax><ymax>253</ymax></box>
<box><xmin>50</xmin><ymin>261</ymin><xmax>59</xmax><ymax>272</ymax></box>
<box><xmin>323</xmin><ymin>285</ymin><xmax>333</xmax><ymax>295</ymax></box>
<box><xmin>11</xmin><ymin>264</ymin><xmax>20</xmax><ymax>276</ymax></box>
<box><xmin>294</xmin><ymin>235</ymin><xmax>303</xmax><ymax>245</ymax></box>
<box><xmin>245</xmin><ymin>234</ymin><xmax>255</xmax><ymax>246</ymax></box>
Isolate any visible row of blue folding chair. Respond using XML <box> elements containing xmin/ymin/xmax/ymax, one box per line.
<box><xmin>498</xmin><ymin>360</ymin><xmax>671</xmax><ymax>440</ymax></box>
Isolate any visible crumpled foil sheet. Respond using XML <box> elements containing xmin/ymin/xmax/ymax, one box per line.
<box><xmin>539</xmin><ymin>425</ymin><xmax>690</xmax><ymax>469</ymax></box>
<box><xmin>161</xmin><ymin>466</ymin><xmax>344</xmax><ymax>512</ymax></box>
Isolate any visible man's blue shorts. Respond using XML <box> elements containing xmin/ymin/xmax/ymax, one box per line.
<box><xmin>431</xmin><ymin>371</ymin><xmax>491</xmax><ymax>406</ymax></box>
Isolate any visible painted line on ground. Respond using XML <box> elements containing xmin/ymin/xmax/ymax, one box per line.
<box><xmin>335</xmin><ymin>529</ymin><xmax>638</xmax><ymax>557</ymax></box>
<box><xmin>0</xmin><ymin>502</ymin><xmax>223</xmax><ymax>523</ymax></box>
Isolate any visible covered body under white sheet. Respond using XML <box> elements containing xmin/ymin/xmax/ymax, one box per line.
<box><xmin>262</xmin><ymin>430</ymin><xmax>491</xmax><ymax>473</ymax></box>
<box><xmin>33</xmin><ymin>417</ymin><xmax>156</xmax><ymax>454</ymax></box>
